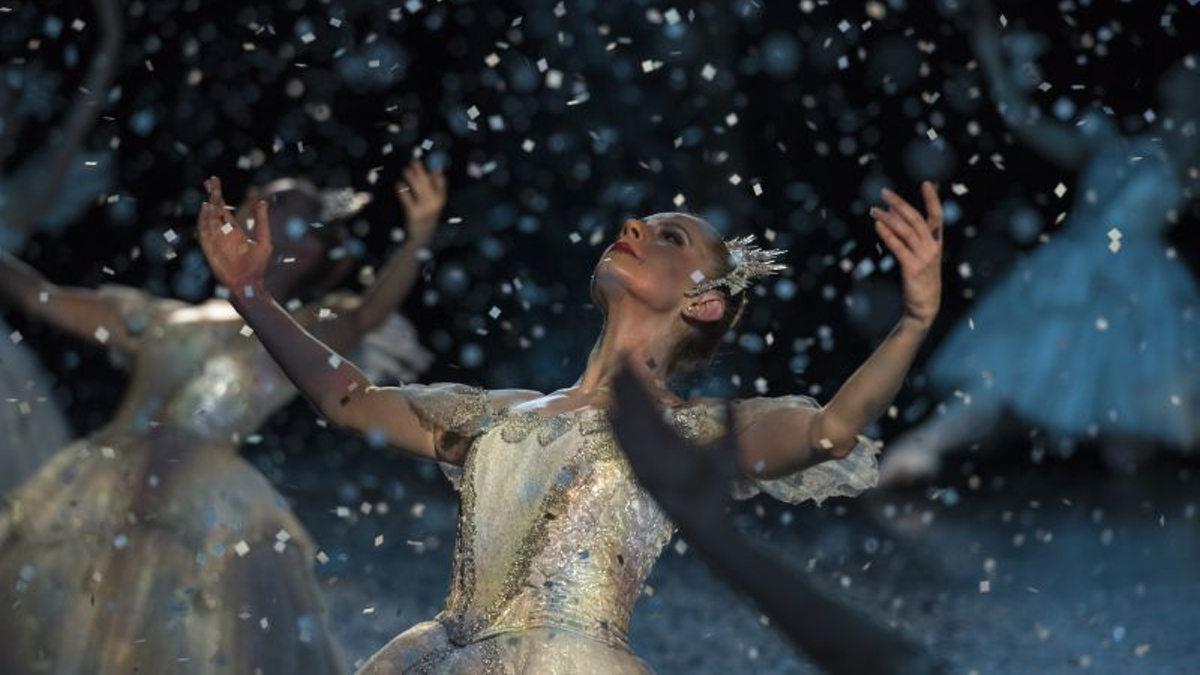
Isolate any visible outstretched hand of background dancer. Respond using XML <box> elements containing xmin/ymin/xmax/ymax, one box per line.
<box><xmin>609</xmin><ymin>364</ymin><xmax>945</xmax><ymax>675</ymax></box>
<box><xmin>396</xmin><ymin>158</ymin><xmax>448</xmax><ymax>241</ymax></box>
<box><xmin>870</xmin><ymin>182</ymin><xmax>943</xmax><ymax>330</ymax></box>
<box><xmin>197</xmin><ymin>176</ymin><xmax>272</xmax><ymax>297</ymax></box>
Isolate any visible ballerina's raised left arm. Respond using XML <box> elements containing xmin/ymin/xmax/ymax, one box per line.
<box><xmin>732</xmin><ymin>182</ymin><xmax>943</xmax><ymax>480</ymax></box>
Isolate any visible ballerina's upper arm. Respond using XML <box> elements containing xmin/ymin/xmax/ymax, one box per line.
<box><xmin>727</xmin><ymin>395</ymin><xmax>883</xmax><ymax>506</ymax></box>
<box><xmin>334</xmin><ymin>382</ymin><xmax>541</xmax><ymax>465</ymax></box>
<box><xmin>730</xmin><ymin>395</ymin><xmax>827</xmax><ymax>480</ymax></box>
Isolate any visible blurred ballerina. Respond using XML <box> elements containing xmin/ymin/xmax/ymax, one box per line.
<box><xmin>0</xmin><ymin>160</ymin><xmax>444</xmax><ymax>674</ymax></box>
<box><xmin>881</xmin><ymin>0</ymin><xmax>1200</xmax><ymax>484</ymax></box>
<box><xmin>0</xmin><ymin>0</ymin><xmax>122</xmax><ymax>493</ymax></box>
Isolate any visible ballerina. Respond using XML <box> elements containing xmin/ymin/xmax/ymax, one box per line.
<box><xmin>199</xmin><ymin>172</ymin><xmax>943</xmax><ymax>672</ymax></box>
<box><xmin>0</xmin><ymin>160</ymin><xmax>445</xmax><ymax>674</ymax></box>
<box><xmin>880</xmin><ymin>0</ymin><xmax>1200</xmax><ymax>484</ymax></box>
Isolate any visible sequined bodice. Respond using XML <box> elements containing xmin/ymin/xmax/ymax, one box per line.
<box><xmin>104</xmin><ymin>296</ymin><xmax>299</xmax><ymax>443</ymax></box>
<box><xmin>436</xmin><ymin>404</ymin><xmax>722</xmax><ymax>649</ymax></box>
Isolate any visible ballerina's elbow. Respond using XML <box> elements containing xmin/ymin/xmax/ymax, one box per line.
<box><xmin>810</xmin><ymin>430</ymin><xmax>857</xmax><ymax>460</ymax></box>
<box><xmin>822</xmin><ymin>439</ymin><xmax>858</xmax><ymax>460</ymax></box>
<box><xmin>807</xmin><ymin>412</ymin><xmax>856</xmax><ymax>460</ymax></box>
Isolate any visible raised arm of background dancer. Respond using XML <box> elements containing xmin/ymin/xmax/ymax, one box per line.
<box><xmin>737</xmin><ymin>184</ymin><xmax>944</xmax><ymax>478</ymax></box>
<box><xmin>206</xmin><ymin>162</ymin><xmax>444</xmax><ymax>341</ymax></box>
<box><xmin>966</xmin><ymin>0</ymin><xmax>1089</xmax><ymax>170</ymax></box>
<box><xmin>0</xmin><ymin>248</ymin><xmax>137</xmax><ymax>353</ymax></box>
<box><xmin>350</xmin><ymin>159</ymin><xmax>447</xmax><ymax>331</ymax></box>
<box><xmin>196</xmin><ymin>187</ymin><xmax>442</xmax><ymax>461</ymax></box>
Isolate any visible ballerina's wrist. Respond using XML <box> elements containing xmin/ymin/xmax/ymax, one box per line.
<box><xmin>405</xmin><ymin>221</ymin><xmax>438</xmax><ymax>242</ymax></box>
<box><xmin>899</xmin><ymin>313</ymin><xmax>934</xmax><ymax>334</ymax></box>
<box><xmin>228</xmin><ymin>278</ymin><xmax>268</xmax><ymax>304</ymax></box>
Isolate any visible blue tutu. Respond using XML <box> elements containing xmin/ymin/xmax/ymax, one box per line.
<box><xmin>925</xmin><ymin>135</ymin><xmax>1199</xmax><ymax>449</ymax></box>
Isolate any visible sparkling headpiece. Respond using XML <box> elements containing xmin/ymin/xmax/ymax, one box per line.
<box><xmin>261</xmin><ymin>179</ymin><xmax>373</xmax><ymax>223</ymax></box>
<box><xmin>685</xmin><ymin>234</ymin><xmax>789</xmax><ymax>297</ymax></box>
<box><xmin>319</xmin><ymin>188</ymin><xmax>373</xmax><ymax>222</ymax></box>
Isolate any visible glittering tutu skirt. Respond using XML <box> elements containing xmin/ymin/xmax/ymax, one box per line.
<box><xmin>0</xmin><ymin>427</ymin><xmax>346</xmax><ymax>674</ymax></box>
<box><xmin>925</xmin><ymin>236</ymin><xmax>1199</xmax><ymax>449</ymax></box>
<box><xmin>356</xmin><ymin>620</ymin><xmax>653</xmax><ymax>674</ymax></box>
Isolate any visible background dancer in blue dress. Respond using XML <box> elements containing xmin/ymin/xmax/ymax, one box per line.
<box><xmin>880</xmin><ymin>0</ymin><xmax>1200</xmax><ymax>484</ymax></box>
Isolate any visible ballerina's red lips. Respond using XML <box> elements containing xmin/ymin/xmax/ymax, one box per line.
<box><xmin>610</xmin><ymin>240</ymin><xmax>640</xmax><ymax>260</ymax></box>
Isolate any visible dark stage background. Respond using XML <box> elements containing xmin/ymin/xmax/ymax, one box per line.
<box><xmin>3</xmin><ymin>0</ymin><xmax>1198</xmax><ymax>671</ymax></box>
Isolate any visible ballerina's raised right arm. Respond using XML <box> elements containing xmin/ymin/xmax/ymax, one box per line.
<box><xmin>197</xmin><ymin>177</ymin><xmax>535</xmax><ymax>465</ymax></box>
<box><xmin>966</xmin><ymin>0</ymin><xmax>1095</xmax><ymax>170</ymax></box>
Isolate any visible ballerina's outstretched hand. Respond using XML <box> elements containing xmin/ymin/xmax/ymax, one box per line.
<box><xmin>870</xmin><ymin>181</ymin><xmax>943</xmax><ymax>331</ymax></box>
<box><xmin>197</xmin><ymin>176</ymin><xmax>273</xmax><ymax>295</ymax></box>
<box><xmin>396</xmin><ymin>158</ymin><xmax>448</xmax><ymax>240</ymax></box>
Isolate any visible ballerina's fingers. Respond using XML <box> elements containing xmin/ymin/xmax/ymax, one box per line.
<box><xmin>870</xmin><ymin>206</ymin><xmax>921</xmax><ymax>258</ymax></box>
<box><xmin>198</xmin><ymin>202</ymin><xmax>226</xmax><ymax>243</ymax></box>
<box><xmin>233</xmin><ymin>186</ymin><xmax>260</xmax><ymax>226</ymax></box>
<box><xmin>405</xmin><ymin>160</ymin><xmax>434</xmax><ymax>198</ymax></box>
<box><xmin>205</xmin><ymin>176</ymin><xmax>244</xmax><ymax>231</ymax></box>
<box><xmin>197</xmin><ymin>202</ymin><xmax>214</xmax><ymax>240</ymax></box>
<box><xmin>196</xmin><ymin>202</ymin><xmax>227</xmax><ymax>260</ymax></box>
<box><xmin>205</xmin><ymin>176</ymin><xmax>228</xmax><ymax>211</ymax></box>
<box><xmin>880</xmin><ymin>188</ymin><xmax>933</xmax><ymax>240</ymax></box>
<box><xmin>395</xmin><ymin>179</ymin><xmax>417</xmax><ymax>209</ymax></box>
<box><xmin>873</xmin><ymin>217</ymin><xmax>918</xmax><ymax>267</ymax></box>
<box><xmin>199</xmin><ymin>177</ymin><xmax>263</xmax><ymax>248</ymax></box>
<box><xmin>251</xmin><ymin>200</ymin><xmax>272</xmax><ymax>247</ymax></box>
<box><xmin>920</xmin><ymin>181</ymin><xmax>944</xmax><ymax>242</ymax></box>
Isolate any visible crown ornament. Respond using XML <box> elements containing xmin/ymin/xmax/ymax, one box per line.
<box><xmin>319</xmin><ymin>187</ymin><xmax>373</xmax><ymax>222</ymax></box>
<box><xmin>684</xmin><ymin>234</ymin><xmax>789</xmax><ymax>297</ymax></box>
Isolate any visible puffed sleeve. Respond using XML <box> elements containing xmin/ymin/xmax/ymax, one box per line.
<box><xmin>727</xmin><ymin>395</ymin><xmax>882</xmax><ymax>506</ymax></box>
<box><xmin>401</xmin><ymin>382</ymin><xmax>495</xmax><ymax>490</ymax></box>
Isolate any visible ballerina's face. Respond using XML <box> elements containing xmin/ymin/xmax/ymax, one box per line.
<box><xmin>590</xmin><ymin>212</ymin><xmax>727</xmax><ymax>316</ymax></box>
